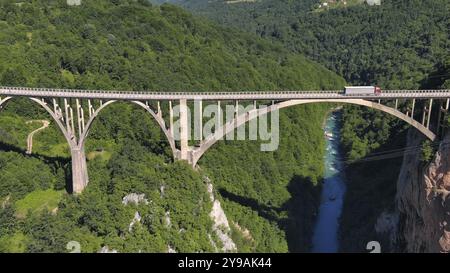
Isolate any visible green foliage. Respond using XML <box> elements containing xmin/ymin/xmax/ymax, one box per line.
<box><xmin>420</xmin><ymin>140</ymin><xmax>434</xmax><ymax>163</ymax></box>
<box><xmin>14</xmin><ymin>189</ymin><xmax>63</xmax><ymax>219</ymax></box>
<box><xmin>176</xmin><ymin>0</ymin><xmax>450</xmax><ymax>89</ymax></box>
<box><xmin>0</xmin><ymin>151</ymin><xmax>62</xmax><ymax>200</ymax></box>
<box><xmin>0</xmin><ymin>232</ymin><xmax>29</xmax><ymax>253</ymax></box>
<box><xmin>340</xmin><ymin>105</ymin><xmax>404</xmax><ymax>161</ymax></box>
<box><xmin>0</xmin><ymin>0</ymin><xmax>342</xmax><ymax>91</ymax></box>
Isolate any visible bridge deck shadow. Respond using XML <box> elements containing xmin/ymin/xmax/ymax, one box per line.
<box><xmin>218</xmin><ymin>174</ymin><xmax>322</xmax><ymax>253</ymax></box>
<box><xmin>0</xmin><ymin>141</ymin><xmax>72</xmax><ymax>192</ymax></box>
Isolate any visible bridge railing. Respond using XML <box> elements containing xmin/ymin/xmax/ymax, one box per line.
<box><xmin>1</xmin><ymin>86</ymin><xmax>450</xmax><ymax>99</ymax></box>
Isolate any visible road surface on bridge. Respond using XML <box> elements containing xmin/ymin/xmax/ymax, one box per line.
<box><xmin>1</xmin><ymin>87</ymin><xmax>450</xmax><ymax>101</ymax></box>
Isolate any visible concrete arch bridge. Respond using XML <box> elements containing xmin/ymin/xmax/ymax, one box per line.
<box><xmin>1</xmin><ymin>87</ymin><xmax>449</xmax><ymax>193</ymax></box>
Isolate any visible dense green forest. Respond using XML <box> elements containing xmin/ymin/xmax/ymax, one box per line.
<box><xmin>158</xmin><ymin>0</ymin><xmax>450</xmax><ymax>252</ymax></box>
<box><xmin>0</xmin><ymin>0</ymin><xmax>345</xmax><ymax>252</ymax></box>
<box><xmin>167</xmin><ymin>0</ymin><xmax>450</xmax><ymax>88</ymax></box>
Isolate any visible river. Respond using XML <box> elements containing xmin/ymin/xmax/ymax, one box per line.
<box><xmin>311</xmin><ymin>111</ymin><xmax>346</xmax><ymax>253</ymax></box>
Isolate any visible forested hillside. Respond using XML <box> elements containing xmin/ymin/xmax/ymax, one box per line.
<box><xmin>0</xmin><ymin>0</ymin><xmax>344</xmax><ymax>252</ymax></box>
<box><xmin>167</xmin><ymin>0</ymin><xmax>450</xmax><ymax>88</ymax></box>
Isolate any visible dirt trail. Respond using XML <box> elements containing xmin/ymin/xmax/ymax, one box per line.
<box><xmin>26</xmin><ymin>120</ymin><xmax>50</xmax><ymax>154</ymax></box>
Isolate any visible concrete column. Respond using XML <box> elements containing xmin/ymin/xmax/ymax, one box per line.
<box><xmin>179</xmin><ymin>99</ymin><xmax>189</xmax><ymax>161</ymax></box>
<box><xmin>194</xmin><ymin>100</ymin><xmax>202</xmax><ymax>142</ymax></box>
<box><xmin>422</xmin><ymin>107</ymin><xmax>427</xmax><ymax>125</ymax></box>
<box><xmin>53</xmin><ymin>98</ymin><xmax>57</xmax><ymax>114</ymax></box>
<box><xmin>64</xmin><ymin>99</ymin><xmax>70</xmax><ymax>133</ymax></box>
<box><xmin>69</xmin><ymin>106</ymin><xmax>75</xmax><ymax>139</ymax></box>
<box><xmin>437</xmin><ymin>101</ymin><xmax>443</xmax><ymax>136</ymax></box>
<box><xmin>426</xmin><ymin>99</ymin><xmax>433</xmax><ymax>129</ymax></box>
<box><xmin>395</xmin><ymin>99</ymin><xmax>398</xmax><ymax>110</ymax></box>
<box><xmin>234</xmin><ymin>100</ymin><xmax>239</xmax><ymax>130</ymax></box>
<box><xmin>411</xmin><ymin>99</ymin><xmax>415</xmax><ymax>118</ymax></box>
<box><xmin>169</xmin><ymin>101</ymin><xmax>174</xmax><ymax>138</ymax></box>
<box><xmin>80</xmin><ymin>106</ymin><xmax>85</xmax><ymax>132</ymax></box>
<box><xmin>71</xmin><ymin>146</ymin><xmax>88</xmax><ymax>194</ymax></box>
<box><xmin>76</xmin><ymin>99</ymin><xmax>82</xmax><ymax>140</ymax></box>
<box><xmin>88</xmin><ymin>99</ymin><xmax>93</xmax><ymax>117</ymax></box>
<box><xmin>217</xmin><ymin>101</ymin><xmax>222</xmax><ymax>134</ymax></box>
<box><xmin>446</xmin><ymin>99</ymin><xmax>449</xmax><ymax>110</ymax></box>
<box><xmin>157</xmin><ymin>101</ymin><xmax>162</xmax><ymax>119</ymax></box>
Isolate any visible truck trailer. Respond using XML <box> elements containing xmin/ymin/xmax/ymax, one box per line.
<box><xmin>344</xmin><ymin>86</ymin><xmax>381</xmax><ymax>96</ymax></box>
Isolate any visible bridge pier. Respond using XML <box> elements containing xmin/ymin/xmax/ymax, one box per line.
<box><xmin>426</xmin><ymin>99</ymin><xmax>433</xmax><ymax>129</ymax></box>
<box><xmin>179</xmin><ymin>99</ymin><xmax>190</xmax><ymax>161</ymax></box>
<box><xmin>71</xmin><ymin>146</ymin><xmax>88</xmax><ymax>194</ymax></box>
<box><xmin>411</xmin><ymin>99</ymin><xmax>416</xmax><ymax>118</ymax></box>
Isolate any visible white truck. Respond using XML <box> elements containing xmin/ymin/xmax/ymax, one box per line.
<box><xmin>344</xmin><ymin>86</ymin><xmax>382</xmax><ymax>96</ymax></box>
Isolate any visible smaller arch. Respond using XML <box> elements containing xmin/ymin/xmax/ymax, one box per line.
<box><xmin>131</xmin><ymin>101</ymin><xmax>177</xmax><ymax>160</ymax></box>
<box><xmin>0</xmin><ymin>97</ymin><xmax>12</xmax><ymax>109</ymax></box>
<box><xmin>29</xmin><ymin>97</ymin><xmax>76</xmax><ymax>149</ymax></box>
<box><xmin>78</xmin><ymin>100</ymin><xmax>177</xmax><ymax>161</ymax></box>
<box><xmin>79</xmin><ymin>100</ymin><xmax>117</xmax><ymax>148</ymax></box>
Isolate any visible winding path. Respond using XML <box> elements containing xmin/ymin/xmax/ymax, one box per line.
<box><xmin>25</xmin><ymin>120</ymin><xmax>50</xmax><ymax>154</ymax></box>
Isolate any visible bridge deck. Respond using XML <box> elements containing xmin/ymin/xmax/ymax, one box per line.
<box><xmin>1</xmin><ymin>87</ymin><xmax>450</xmax><ymax>100</ymax></box>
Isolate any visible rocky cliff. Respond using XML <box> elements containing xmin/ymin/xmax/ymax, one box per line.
<box><xmin>396</xmin><ymin>130</ymin><xmax>450</xmax><ymax>253</ymax></box>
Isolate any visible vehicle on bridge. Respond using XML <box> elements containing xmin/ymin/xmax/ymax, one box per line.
<box><xmin>344</xmin><ymin>86</ymin><xmax>382</xmax><ymax>96</ymax></box>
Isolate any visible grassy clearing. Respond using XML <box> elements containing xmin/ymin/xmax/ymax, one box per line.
<box><xmin>14</xmin><ymin>189</ymin><xmax>63</xmax><ymax>219</ymax></box>
<box><xmin>0</xmin><ymin>232</ymin><xmax>29</xmax><ymax>253</ymax></box>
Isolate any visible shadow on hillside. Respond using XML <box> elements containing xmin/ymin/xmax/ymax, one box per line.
<box><xmin>218</xmin><ymin>174</ymin><xmax>322</xmax><ymax>253</ymax></box>
<box><xmin>218</xmin><ymin>188</ymin><xmax>281</xmax><ymax>223</ymax></box>
<box><xmin>0</xmin><ymin>141</ymin><xmax>72</xmax><ymax>192</ymax></box>
<box><xmin>420</xmin><ymin>63</ymin><xmax>449</xmax><ymax>89</ymax></box>
<box><xmin>338</xmin><ymin>127</ymin><xmax>409</xmax><ymax>253</ymax></box>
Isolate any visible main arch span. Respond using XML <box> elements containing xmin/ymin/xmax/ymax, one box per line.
<box><xmin>190</xmin><ymin>98</ymin><xmax>437</xmax><ymax>166</ymax></box>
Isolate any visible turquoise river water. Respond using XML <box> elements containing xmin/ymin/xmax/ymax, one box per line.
<box><xmin>311</xmin><ymin>111</ymin><xmax>347</xmax><ymax>253</ymax></box>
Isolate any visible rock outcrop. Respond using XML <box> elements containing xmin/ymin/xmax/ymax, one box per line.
<box><xmin>98</xmin><ymin>246</ymin><xmax>118</xmax><ymax>253</ymax></box>
<box><xmin>204</xmin><ymin>176</ymin><xmax>237</xmax><ymax>252</ymax></box>
<box><xmin>396</xmin><ymin>130</ymin><xmax>450</xmax><ymax>252</ymax></box>
<box><xmin>122</xmin><ymin>193</ymin><xmax>149</xmax><ymax>206</ymax></box>
<box><xmin>128</xmin><ymin>211</ymin><xmax>142</xmax><ymax>232</ymax></box>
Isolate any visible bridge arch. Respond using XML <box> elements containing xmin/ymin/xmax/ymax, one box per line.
<box><xmin>0</xmin><ymin>97</ymin><xmax>179</xmax><ymax>193</ymax></box>
<box><xmin>29</xmin><ymin>98</ymin><xmax>77</xmax><ymax>148</ymax></box>
<box><xmin>77</xmin><ymin>100</ymin><xmax>177</xmax><ymax>158</ymax></box>
<box><xmin>191</xmin><ymin>99</ymin><xmax>436</xmax><ymax>166</ymax></box>
<box><xmin>0</xmin><ymin>97</ymin><xmax>12</xmax><ymax>109</ymax></box>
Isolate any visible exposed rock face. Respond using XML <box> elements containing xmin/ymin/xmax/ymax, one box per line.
<box><xmin>67</xmin><ymin>0</ymin><xmax>81</xmax><ymax>6</ymax></box>
<box><xmin>122</xmin><ymin>193</ymin><xmax>149</xmax><ymax>206</ymax></box>
<box><xmin>98</xmin><ymin>246</ymin><xmax>118</xmax><ymax>253</ymax></box>
<box><xmin>164</xmin><ymin>211</ymin><xmax>172</xmax><ymax>228</ymax></box>
<box><xmin>396</xmin><ymin>130</ymin><xmax>450</xmax><ymax>253</ymax></box>
<box><xmin>375</xmin><ymin>211</ymin><xmax>399</xmax><ymax>248</ymax></box>
<box><xmin>205</xmin><ymin>176</ymin><xmax>237</xmax><ymax>252</ymax></box>
<box><xmin>167</xmin><ymin>245</ymin><xmax>177</xmax><ymax>253</ymax></box>
<box><xmin>128</xmin><ymin>211</ymin><xmax>142</xmax><ymax>232</ymax></box>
